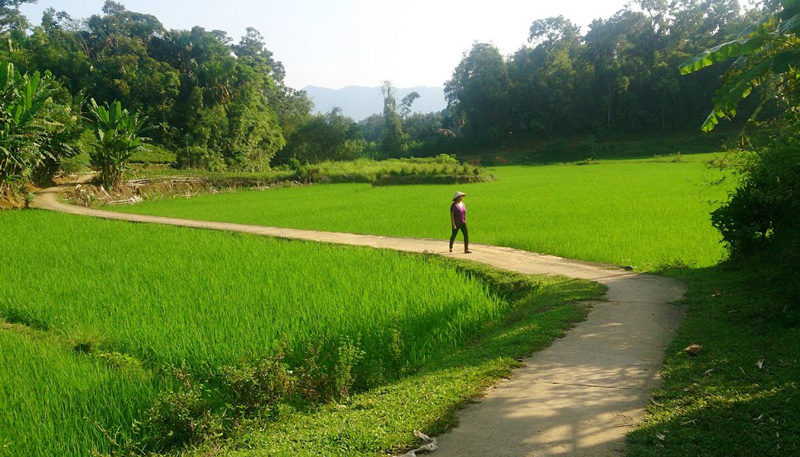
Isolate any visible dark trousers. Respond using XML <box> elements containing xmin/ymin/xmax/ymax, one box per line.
<box><xmin>450</xmin><ymin>223</ymin><xmax>469</xmax><ymax>251</ymax></box>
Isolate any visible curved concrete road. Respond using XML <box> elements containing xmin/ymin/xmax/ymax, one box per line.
<box><xmin>33</xmin><ymin>186</ymin><xmax>685</xmax><ymax>457</ymax></box>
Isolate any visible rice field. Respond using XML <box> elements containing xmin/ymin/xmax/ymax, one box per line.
<box><xmin>3</xmin><ymin>211</ymin><xmax>510</xmax><ymax>369</ymax></box>
<box><xmin>113</xmin><ymin>154</ymin><xmax>737</xmax><ymax>269</ymax></box>
<box><xmin>0</xmin><ymin>329</ymin><xmax>165</xmax><ymax>457</ymax></box>
<box><xmin>0</xmin><ymin>210</ymin><xmax>514</xmax><ymax>456</ymax></box>
<box><xmin>2</xmin><ymin>153</ymin><xmax>736</xmax><ymax>455</ymax></box>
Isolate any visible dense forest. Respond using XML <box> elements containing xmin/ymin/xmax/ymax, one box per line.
<box><xmin>0</xmin><ymin>0</ymin><xmax>783</xmax><ymax>192</ymax></box>
<box><xmin>446</xmin><ymin>2</ymin><xmax>765</xmax><ymax>145</ymax></box>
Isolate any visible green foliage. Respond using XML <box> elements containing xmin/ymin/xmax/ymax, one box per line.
<box><xmin>59</xmin><ymin>151</ymin><xmax>90</xmax><ymax>174</ymax></box>
<box><xmin>139</xmin><ymin>370</ymin><xmax>222</xmax><ymax>453</ymax></box>
<box><xmin>445</xmin><ymin>43</ymin><xmax>511</xmax><ymax>146</ymax></box>
<box><xmin>712</xmin><ymin>131</ymin><xmax>800</xmax><ymax>253</ymax></box>
<box><xmin>87</xmin><ymin>98</ymin><xmax>148</xmax><ymax>190</ymax></box>
<box><xmin>176</xmin><ymin>145</ymin><xmax>226</xmax><ymax>171</ymax></box>
<box><xmin>129</xmin><ymin>143</ymin><xmax>176</xmax><ymax>164</ymax></box>
<box><xmin>0</xmin><ymin>61</ymin><xmax>75</xmax><ymax>192</ymax></box>
<box><xmin>679</xmin><ymin>35</ymin><xmax>774</xmax><ymax>76</ymax></box>
<box><xmin>439</xmin><ymin>0</ymin><xmax>753</xmax><ymax>146</ymax></box>
<box><xmin>381</xmin><ymin>81</ymin><xmax>405</xmax><ymax>157</ymax></box>
<box><xmin>281</xmin><ymin>108</ymin><xmax>363</xmax><ymax>163</ymax></box>
<box><xmin>371</xmin><ymin>160</ymin><xmax>492</xmax><ymax>186</ymax></box>
<box><xmin>218</xmin><ymin>354</ymin><xmax>296</xmax><ymax>418</ymax></box>
<box><xmin>334</xmin><ymin>336</ymin><xmax>366</xmax><ymax>399</ymax></box>
<box><xmin>287</xmin><ymin>157</ymin><xmax>320</xmax><ymax>183</ymax></box>
<box><xmin>681</xmin><ymin>2</ymin><xmax>800</xmax><ymax>258</ymax></box>
<box><xmin>680</xmin><ymin>0</ymin><xmax>800</xmax><ymax>131</ymax></box>
<box><xmin>1</xmin><ymin>3</ymin><xmax>301</xmax><ymax>174</ymax></box>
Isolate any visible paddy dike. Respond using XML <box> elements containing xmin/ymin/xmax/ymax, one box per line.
<box><xmin>33</xmin><ymin>186</ymin><xmax>686</xmax><ymax>457</ymax></box>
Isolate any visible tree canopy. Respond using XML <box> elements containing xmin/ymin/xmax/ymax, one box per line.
<box><xmin>0</xmin><ymin>0</ymin><xmax>778</xmax><ymax>189</ymax></box>
<box><xmin>445</xmin><ymin>0</ymin><xmax>761</xmax><ymax>143</ymax></box>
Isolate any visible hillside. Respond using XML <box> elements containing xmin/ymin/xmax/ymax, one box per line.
<box><xmin>303</xmin><ymin>85</ymin><xmax>447</xmax><ymax>121</ymax></box>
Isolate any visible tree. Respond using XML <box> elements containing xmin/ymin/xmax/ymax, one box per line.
<box><xmin>445</xmin><ymin>43</ymin><xmax>511</xmax><ymax>146</ymax></box>
<box><xmin>87</xmin><ymin>99</ymin><xmax>148</xmax><ymax>190</ymax></box>
<box><xmin>399</xmin><ymin>91</ymin><xmax>420</xmax><ymax>118</ymax></box>
<box><xmin>381</xmin><ymin>81</ymin><xmax>404</xmax><ymax>157</ymax></box>
<box><xmin>679</xmin><ymin>0</ymin><xmax>800</xmax><ymax>131</ymax></box>
<box><xmin>0</xmin><ymin>61</ymin><xmax>75</xmax><ymax>193</ymax></box>
<box><xmin>0</xmin><ymin>0</ymin><xmax>36</xmax><ymax>33</ymax></box>
<box><xmin>282</xmin><ymin>108</ymin><xmax>363</xmax><ymax>163</ymax></box>
<box><xmin>680</xmin><ymin>0</ymin><xmax>800</xmax><ymax>254</ymax></box>
<box><xmin>528</xmin><ymin>15</ymin><xmax>581</xmax><ymax>49</ymax></box>
<box><xmin>509</xmin><ymin>16</ymin><xmax>584</xmax><ymax>137</ymax></box>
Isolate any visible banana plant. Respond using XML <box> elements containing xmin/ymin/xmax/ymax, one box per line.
<box><xmin>679</xmin><ymin>0</ymin><xmax>800</xmax><ymax>132</ymax></box>
<box><xmin>0</xmin><ymin>61</ymin><xmax>56</xmax><ymax>193</ymax></box>
<box><xmin>87</xmin><ymin>98</ymin><xmax>148</xmax><ymax>191</ymax></box>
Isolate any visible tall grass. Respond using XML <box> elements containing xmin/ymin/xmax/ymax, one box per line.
<box><xmin>1</xmin><ymin>211</ymin><xmax>504</xmax><ymax>372</ymax></box>
<box><xmin>1</xmin><ymin>210</ymin><xmax>512</xmax><ymax>456</ymax></box>
<box><xmin>114</xmin><ymin>154</ymin><xmax>737</xmax><ymax>269</ymax></box>
<box><xmin>0</xmin><ymin>328</ymin><xmax>164</xmax><ymax>457</ymax></box>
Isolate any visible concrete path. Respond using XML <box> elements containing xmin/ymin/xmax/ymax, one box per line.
<box><xmin>33</xmin><ymin>186</ymin><xmax>686</xmax><ymax>457</ymax></box>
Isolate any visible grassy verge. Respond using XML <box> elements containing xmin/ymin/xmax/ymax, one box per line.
<box><xmin>627</xmin><ymin>257</ymin><xmax>800</xmax><ymax>456</ymax></box>
<box><xmin>184</xmin><ymin>262</ymin><xmax>605</xmax><ymax>457</ymax></box>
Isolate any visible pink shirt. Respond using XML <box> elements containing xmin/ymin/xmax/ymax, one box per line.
<box><xmin>451</xmin><ymin>201</ymin><xmax>466</xmax><ymax>225</ymax></box>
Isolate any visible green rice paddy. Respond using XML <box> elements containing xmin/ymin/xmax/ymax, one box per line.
<box><xmin>1</xmin><ymin>211</ymin><xmax>512</xmax><ymax>370</ymax></box>
<box><xmin>2</xmin><ymin>210</ymin><xmax>574</xmax><ymax>457</ymax></box>
<box><xmin>113</xmin><ymin>155</ymin><xmax>736</xmax><ymax>270</ymax></box>
<box><xmin>1</xmin><ymin>153</ymin><xmax>739</xmax><ymax>456</ymax></box>
<box><xmin>0</xmin><ymin>328</ymin><xmax>164</xmax><ymax>457</ymax></box>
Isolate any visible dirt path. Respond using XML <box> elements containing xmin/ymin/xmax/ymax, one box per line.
<box><xmin>33</xmin><ymin>187</ymin><xmax>685</xmax><ymax>457</ymax></box>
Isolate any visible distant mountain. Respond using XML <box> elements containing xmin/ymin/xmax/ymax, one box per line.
<box><xmin>303</xmin><ymin>85</ymin><xmax>447</xmax><ymax>121</ymax></box>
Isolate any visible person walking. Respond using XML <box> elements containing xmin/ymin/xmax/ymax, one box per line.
<box><xmin>450</xmin><ymin>191</ymin><xmax>471</xmax><ymax>253</ymax></box>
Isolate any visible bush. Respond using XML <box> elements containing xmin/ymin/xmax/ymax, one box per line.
<box><xmin>130</xmin><ymin>144</ymin><xmax>177</xmax><ymax>165</ymax></box>
<box><xmin>139</xmin><ymin>370</ymin><xmax>222</xmax><ymax>453</ymax></box>
<box><xmin>60</xmin><ymin>152</ymin><xmax>91</xmax><ymax>175</ymax></box>
<box><xmin>177</xmin><ymin>146</ymin><xmax>226</xmax><ymax>172</ymax></box>
<box><xmin>288</xmin><ymin>158</ymin><xmax>320</xmax><ymax>183</ymax></box>
<box><xmin>712</xmin><ymin>140</ymin><xmax>800</xmax><ymax>254</ymax></box>
<box><xmin>219</xmin><ymin>356</ymin><xmax>295</xmax><ymax>418</ymax></box>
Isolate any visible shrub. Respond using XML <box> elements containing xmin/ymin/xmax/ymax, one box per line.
<box><xmin>177</xmin><ymin>146</ymin><xmax>226</xmax><ymax>171</ymax></box>
<box><xmin>288</xmin><ymin>158</ymin><xmax>320</xmax><ymax>183</ymax></box>
<box><xmin>87</xmin><ymin>99</ymin><xmax>149</xmax><ymax>190</ymax></box>
<box><xmin>0</xmin><ymin>61</ymin><xmax>76</xmax><ymax>193</ymax></box>
<box><xmin>712</xmin><ymin>140</ymin><xmax>800</xmax><ymax>254</ymax></box>
<box><xmin>139</xmin><ymin>369</ymin><xmax>222</xmax><ymax>453</ymax></box>
<box><xmin>60</xmin><ymin>152</ymin><xmax>91</xmax><ymax>175</ymax></box>
<box><xmin>219</xmin><ymin>355</ymin><xmax>295</xmax><ymax>418</ymax></box>
<box><xmin>334</xmin><ymin>336</ymin><xmax>365</xmax><ymax>399</ymax></box>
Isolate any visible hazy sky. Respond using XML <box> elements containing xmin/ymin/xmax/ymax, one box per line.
<box><xmin>20</xmin><ymin>0</ymin><xmax>631</xmax><ymax>89</ymax></box>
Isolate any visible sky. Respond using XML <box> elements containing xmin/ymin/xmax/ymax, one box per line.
<box><xmin>20</xmin><ymin>0</ymin><xmax>631</xmax><ymax>90</ymax></box>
